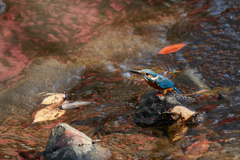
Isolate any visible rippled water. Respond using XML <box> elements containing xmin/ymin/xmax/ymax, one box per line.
<box><xmin>0</xmin><ymin>0</ymin><xmax>239</xmax><ymax>159</ymax></box>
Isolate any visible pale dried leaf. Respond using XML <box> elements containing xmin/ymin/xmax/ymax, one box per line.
<box><xmin>41</xmin><ymin>93</ymin><xmax>65</xmax><ymax>105</ymax></box>
<box><xmin>32</xmin><ymin>102</ymin><xmax>66</xmax><ymax>123</ymax></box>
<box><xmin>171</xmin><ymin>106</ymin><xmax>196</xmax><ymax>121</ymax></box>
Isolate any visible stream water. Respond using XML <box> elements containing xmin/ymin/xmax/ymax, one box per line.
<box><xmin>0</xmin><ymin>0</ymin><xmax>239</xmax><ymax>159</ymax></box>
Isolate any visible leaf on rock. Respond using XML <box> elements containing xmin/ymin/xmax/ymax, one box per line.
<box><xmin>32</xmin><ymin>102</ymin><xmax>66</xmax><ymax>124</ymax></box>
<box><xmin>158</xmin><ymin>43</ymin><xmax>186</xmax><ymax>55</ymax></box>
<box><xmin>41</xmin><ymin>93</ymin><xmax>65</xmax><ymax>105</ymax></box>
<box><xmin>171</xmin><ymin>106</ymin><xmax>196</xmax><ymax>121</ymax></box>
<box><xmin>57</xmin><ymin>129</ymin><xmax>93</xmax><ymax>148</ymax></box>
<box><xmin>185</xmin><ymin>138</ymin><xmax>209</xmax><ymax>157</ymax></box>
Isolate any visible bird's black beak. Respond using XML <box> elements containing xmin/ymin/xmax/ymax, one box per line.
<box><xmin>128</xmin><ymin>70</ymin><xmax>142</xmax><ymax>75</ymax></box>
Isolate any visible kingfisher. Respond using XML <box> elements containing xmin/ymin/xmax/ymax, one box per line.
<box><xmin>129</xmin><ymin>69</ymin><xmax>182</xmax><ymax>96</ymax></box>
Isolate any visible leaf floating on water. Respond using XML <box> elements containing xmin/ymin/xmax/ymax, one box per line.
<box><xmin>41</xmin><ymin>93</ymin><xmax>65</xmax><ymax>105</ymax></box>
<box><xmin>158</xmin><ymin>43</ymin><xmax>186</xmax><ymax>55</ymax></box>
<box><xmin>62</xmin><ymin>101</ymin><xmax>95</xmax><ymax>110</ymax></box>
<box><xmin>32</xmin><ymin>102</ymin><xmax>66</xmax><ymax>124</ymax></box>
<box><xmin>57</xmin><ymin>129</ymin><xmax>93</xmax><ymax>148</ymax></box>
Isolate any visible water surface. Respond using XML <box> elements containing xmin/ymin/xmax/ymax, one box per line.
<box><xmin>0</xmin><ymin>0</ymin><xmax>239</xmax><ymax>159</ymax></box>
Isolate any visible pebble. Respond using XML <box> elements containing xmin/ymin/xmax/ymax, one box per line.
<box><xmin>0</xmin><ymin>0</ymin><xmax>7</xmax><ymax>15</ymax></box>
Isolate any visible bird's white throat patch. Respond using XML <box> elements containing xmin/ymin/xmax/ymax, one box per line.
<box><xmin>151</xmin><ymin>76</ymin><xmax>158</xmax><ymax>80</ymax></box>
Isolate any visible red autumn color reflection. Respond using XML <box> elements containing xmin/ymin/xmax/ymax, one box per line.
<box><xmin>0</xmin><ymin>0</ymin><xmax>155</xmax><ymax>85</ymax></box>
<box><xmin>185</xmin><ymin>138</ymin><xmax>209</xmax><ymax>158</ymax></box>
<box><xmin>0</xmin><ymin>0</ymin><xmax>240</xmax><ymax>159</ymax></box>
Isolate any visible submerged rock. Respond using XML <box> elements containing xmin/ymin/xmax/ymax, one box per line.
<box><xmin>173</xmin><ymin>68</ymin><xmax>209</xmax><ymax>93</ymax></box>
<box><xmin>0</xmin><ymin>0</ymin><xmax>7</xmax><ymax>15</ymax></box>
<box><xmin>41</xmin><ymin>123</ymin><xmax>111</xmax><ymax>160</ymax></box>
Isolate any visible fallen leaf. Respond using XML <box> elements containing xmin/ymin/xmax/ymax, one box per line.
<box><xmin>158</xmin><ymin>43</ymin><xmax>186</xmax><ymax>55</ymax></box>
<box><xmin>57</xmin><ymin>129</ymin><xmax>93</xmax><ymax>148</ymax></box>
<box><xmin>171</xmin><ymin>106</ymin><xmax>196</xmax><ymax>121</ymax></box>
<box><xmin>41</xmin><ymin>93</ymin><xmax>65</xmax><ymax>105</ymax></box>
<box><xmin>168</xmin><ymin>122</ymin><xmax>188</xmax><ymax>141</ymax></box>
<box><xmin>185</xmin><ymin>138</ymin><xmax>209</xmax><ymax>158</ymax></box>
<box><xmin>32</xmin><ymin>102</ymin><xmax>66</xmax><ymax>124</ymax></box>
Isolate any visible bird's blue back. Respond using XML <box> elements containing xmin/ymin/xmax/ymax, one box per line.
<box><xmin>156</xmin><ymin>77</ymin><xmax>175</xmax><ymax>88</ymax></box>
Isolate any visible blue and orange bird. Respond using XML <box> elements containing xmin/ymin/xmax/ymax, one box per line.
<box><xmin>129</xmin><ymin>69</ymin><xmax>182</xmax><ymax>96</ymax></box>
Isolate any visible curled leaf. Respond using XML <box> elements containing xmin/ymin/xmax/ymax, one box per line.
<box><xmin>171</xmin><ymin>106</ymin><xmax>195</xmax><ymax>121</ymax></box>
<box><xmin>32</xmin><ymin>102</ymin><xmax>66</xmax><ymax>124</ymax></box>
<box><xmin>158</xmin><ymin>43</ymin><xmax>186</xmax><ymax>55</ymax></box>
<box><xmin>163</xmin><ymin>106</ymin><xmax>196</xmax><ymax>122</ymax></box>
<box><xmin>41</xmin><ymin>93</ymin><xmax>65</xmax><ymax>105</ymax></box>
<box><xmin>61</xmin><ymin>101</ymin><xmax>95</xmax><ymax>110</ymax></box>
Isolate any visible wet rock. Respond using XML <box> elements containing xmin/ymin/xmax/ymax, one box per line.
<box><xmin>133</xmin><ymin>92</ymin><xmax>202</xmax><ymax>126</ymax></box>
<box><xmin>42</xmin><ymin>123</ymin><xmax>111</xmax><ymax>160</ymax></box>
<box><xmin>0</xmin><ymin>0</ymin><xmax>7</xmax><ymax>15</ymax></box>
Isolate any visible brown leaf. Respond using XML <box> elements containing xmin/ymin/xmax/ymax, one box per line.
<box><xmin>168</xmin><ymin>122</ymin><xmax>188</xmax><ymax>142</ymax></box>
<box><xmin>185</xmin><ymin>138</ymin><xmax>209</xmax><ymax>157</ymax></box>
<box><xmin>57</xmin><ymin>129</ymin><xmax>92</xmax><ymax>148</ymax></box>
<box><xmin>171</xmin><ymin>106</ymin><xmax>196</xmax><ymax>121</ymax></box>
<box><xmin>158</xmin><ymin>43</ymin><xmax>186</xmax><ymax>55</ymax></box>
<box><xmin>32</xmin><ymin>102</ymin><xmax>66</xmax><ymax>124</ymax></box>
<box><xmin>41</xmin><ymin>93</ymin><xmax>65</xmax><ymax>105</ymax></box>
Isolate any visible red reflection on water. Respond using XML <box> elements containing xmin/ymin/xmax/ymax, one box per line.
<box><xmin>185</xmin><ymin>138</ymin><xmax>209</xmax><ymax>158</ymax></box>
<box><xmin>216</xmin><ymin>116</ymin><xmax>240</xmax><ymax>126</ymax></box>
<box><xmin>0</xmin><ymin>139</ymin><xmax>15</xmax><ymax>144</ymax></box>
<box><xmin>202</xmin><ymin>104</ymin><xmax>219</xmax><ymax>110</ymax></box>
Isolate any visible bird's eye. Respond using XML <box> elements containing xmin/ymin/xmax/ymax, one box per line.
<box><xmin>146</xmin><ymin>73</ymin><xmax>149</xmax><ymax>75</ymax></box>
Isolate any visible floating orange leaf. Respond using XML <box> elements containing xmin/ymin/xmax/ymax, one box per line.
<box><xmin>158</xmin><ymin>43</ymin><xmax>186</xmax><ymax>55</ymax></box>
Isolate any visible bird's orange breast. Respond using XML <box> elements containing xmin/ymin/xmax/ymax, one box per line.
<box><xmin>145</xmin><ymin>79</ymin><xmax>163</xmax><ymax>91</ymax></box>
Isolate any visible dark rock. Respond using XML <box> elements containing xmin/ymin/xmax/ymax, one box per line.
<box><xmin>42</xmin><ymin>123</ymin><xmax>111</xmax><ymax>160</ymax></box>
<box><xmin>133</xmin><ymin>92</ymin><xmax>202</xmax><ymax>126</ymax></box>
<box><xmin>0</xmin><ymin>0</ymin><xmax>7</xmax><ymax>15</ymax></box>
